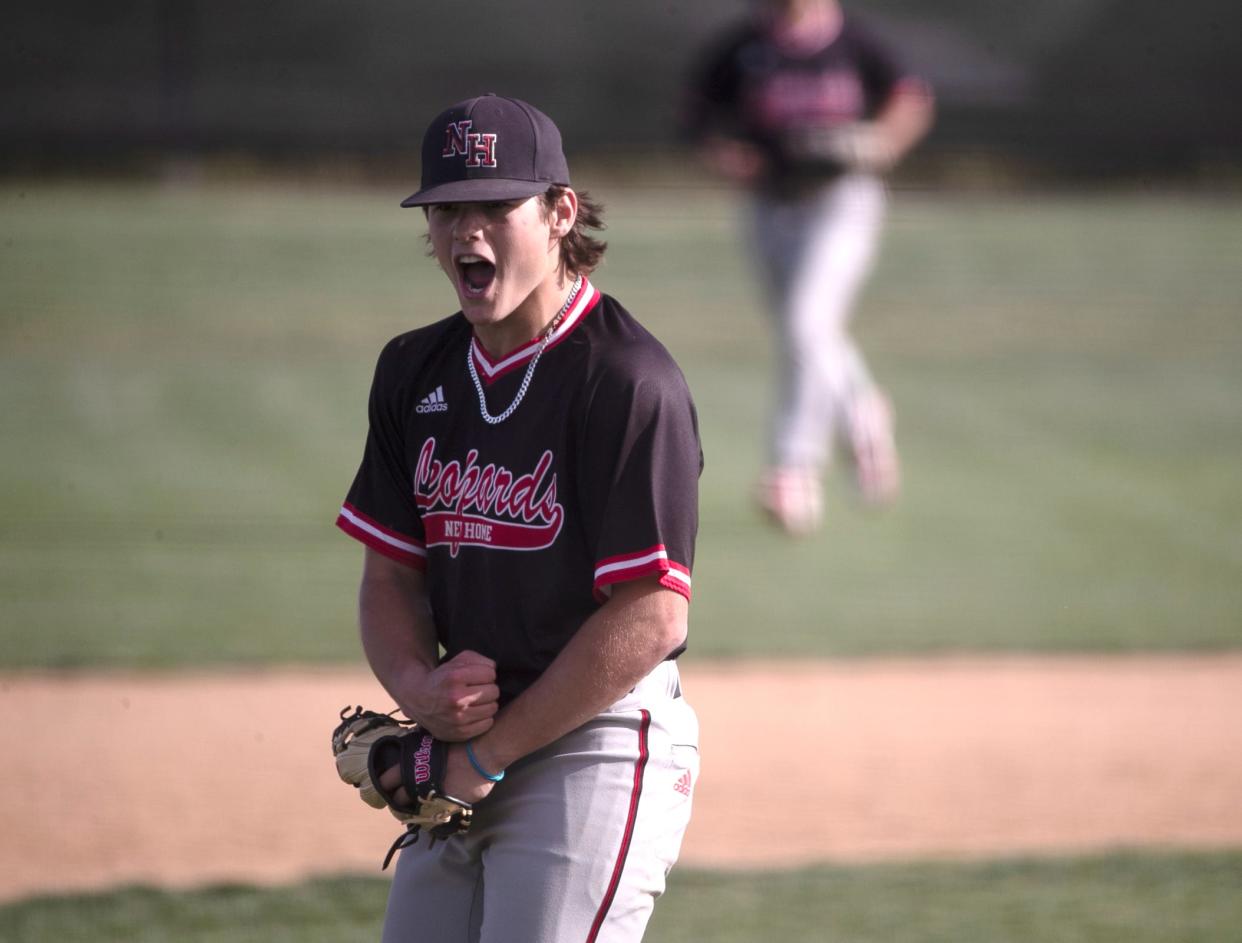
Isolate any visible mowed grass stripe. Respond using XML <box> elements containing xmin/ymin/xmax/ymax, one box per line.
<box><xmin>2</xmin><ymin>852</ymin><xmax>1239</xmax><ymax>943</ymax></box>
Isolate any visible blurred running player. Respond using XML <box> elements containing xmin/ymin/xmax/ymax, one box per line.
<box><xmin>686</xmin><ymin>0</ymin><xmax>933</xmax><ymax>534</ymax></box>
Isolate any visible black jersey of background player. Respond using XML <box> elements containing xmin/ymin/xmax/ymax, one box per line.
<box><xmin>337</xmin><ymin>279</ymin><xmax>702</xmax><ymax>704</ymax></box>
<box><xmin>688</xmin><ymin>14</ymin><xmax>912</xmax><ymax>193</ymax></box>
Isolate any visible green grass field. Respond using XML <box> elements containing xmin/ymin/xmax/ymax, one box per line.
<box><xmin>3</xmin><ymin>852</ymin><xmax>1240</xmax><ymax>943</ymax></box>
<box><xmin>3</xmin><ymin>179</ymin><xmax>1240</xmax><ymax>938</ymax></box>
<box><xmin>2</xmin><ymin>181</ymin><xmax>1239</xmax><ymax>666</ymax></box>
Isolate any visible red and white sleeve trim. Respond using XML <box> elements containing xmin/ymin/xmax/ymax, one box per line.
<box><xmin>593</xmin><ymin>545</ymin><xmax>692</xmax><ymax>602</ymax></box>
<box><xmin>335</xmin><ymin>503</ymin><xmax>427</xmax><ymax>571</ymax></box>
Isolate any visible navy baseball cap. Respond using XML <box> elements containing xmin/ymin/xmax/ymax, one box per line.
<box><xmin>400</xmin><ymin>94</ymin><xmax>571</xmax><ymax>208</ymax></box>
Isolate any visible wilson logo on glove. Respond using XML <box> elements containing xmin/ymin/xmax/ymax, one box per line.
<box><xmin>413</xmin><ymin>734</ymin><xmax>434</xmax><ymax>784</ymax></box>
<box><xmin>331</xmin><ymin>705</ymin><xmax>473</xmax><ymax>869</ymax></box>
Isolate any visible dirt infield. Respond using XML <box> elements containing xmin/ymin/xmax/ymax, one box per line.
<box><xmin>5</xmin><ymin>655</ymin><xmax>1242</xmax><ymax>903</ymax></box>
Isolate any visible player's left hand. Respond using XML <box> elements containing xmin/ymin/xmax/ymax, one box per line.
<box><xmin>701</xmin><ymin>136</ymin><xmax>767</xmax><ymax>183</ymax></box>
<box><xmin>379</xmin><ymin>741</ymin><xmax>498</xmax><ymax>806</ymax></box>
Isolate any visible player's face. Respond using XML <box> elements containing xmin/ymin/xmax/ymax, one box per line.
<box><xmin>761</xmin><ymin>0</ymin><xmax>834</xmax><ymax>20</ymax></box>
<box><xmin>427</xmin><ymin>195</ymin><xmax>568</xmax><ymax>350</ymax></box>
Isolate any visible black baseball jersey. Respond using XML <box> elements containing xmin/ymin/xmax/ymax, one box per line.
<box><xmin>687</xmin><ymin>14</ymin><xmax>917</xmax><ymax>194</ymax></box>
<box><xmin>337</xmin><ymin>279</ymin><xmax>702</xmax><ymax>703</ymax></box>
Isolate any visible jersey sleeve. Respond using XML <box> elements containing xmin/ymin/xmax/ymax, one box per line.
<box><xmin>578</xmin><ymin>346</ymin><xmax>702</xmax><ymax>603</ymax></box>
<box><xmin>335</xmin><ymin>339</ymin><xmax>428</xmax><ymax>571</ymax></box>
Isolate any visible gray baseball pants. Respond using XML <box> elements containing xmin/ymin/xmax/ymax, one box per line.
<box><xmin>381</xmin><ymin>661</ymin><xmax>699</xmax><ymax>943</ymax></box>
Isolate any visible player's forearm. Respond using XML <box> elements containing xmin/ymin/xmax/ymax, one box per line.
<box><xmin>357</xmin><ymin>550</ymin><xmax>440</xmax><ymax>709</ymax></box>
<box><xmin>874</xmin><ymin>81</ymin><xmax>935</xmax><ymax>160</ymax></box>
<box><xmin>469</xmin><ymin>578</ymin><xmax>688</xmax><ymax>775</ymax></box>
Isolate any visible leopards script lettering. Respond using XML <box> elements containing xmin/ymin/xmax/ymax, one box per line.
<box><xmin>414</xmin><ymin>438</ymin><xmax>564</xmax><ymax>556</ymax></box>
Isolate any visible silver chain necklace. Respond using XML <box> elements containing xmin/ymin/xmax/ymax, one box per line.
<box><xmin>466</xmin><ymin>275</ymin><xmax>583</xmax><ymax>425</ymax></box>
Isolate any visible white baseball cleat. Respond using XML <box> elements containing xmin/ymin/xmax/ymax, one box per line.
<box><xmin>844</xmin><ymin>388</ymin><xmax>900</xmax><ymax>505</ymax></box>
<box><xmin>756</xmin><ymin>466</ymin><xmax>823</xmax><ymax>536</ymax></box>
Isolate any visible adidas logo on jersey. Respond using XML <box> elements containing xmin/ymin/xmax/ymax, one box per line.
<box><xmin>416</xmin><ymin>386</ymin><xmax>449</xmax><ymax>414</ymax></box>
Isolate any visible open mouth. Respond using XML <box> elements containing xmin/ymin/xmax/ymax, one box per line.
<box><xmin>456</xmin><ymin>254</ymin><xmax>496</xmax><ymax>297</ymax></box>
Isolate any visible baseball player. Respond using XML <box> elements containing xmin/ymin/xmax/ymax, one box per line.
<box><xmin>686</xmin><ymin>0</ymin><xmax>934</xmax><ymax>534</ymax></box>
<box><xmin>336</xmin><ymin>94</ymin><xmax>702</xmax><ymax>942</ymax></box>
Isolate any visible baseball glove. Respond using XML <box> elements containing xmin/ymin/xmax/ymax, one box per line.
<box><xmin>784</xmin><ymin>123</ymin><xmax>897</xmax><ymax>175</ymax></box>
<box><xmin>331</xmin><ymin>705</ymin><xmax>473</xmax><ymax>868</ymax></box>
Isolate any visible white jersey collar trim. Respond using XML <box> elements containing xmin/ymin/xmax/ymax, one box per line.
<box><xmin>469</xmin><ymin>278</ymin><xmax>600</xmax><ymax>383</ymax></box>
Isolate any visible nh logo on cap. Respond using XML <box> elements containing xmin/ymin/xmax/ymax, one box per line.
<box><xmin>443</xmin><ymin>120</ymin><xmax>498</xmax><ymax>168</ymax></box>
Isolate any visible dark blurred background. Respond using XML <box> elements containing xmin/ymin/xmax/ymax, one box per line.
<box><xmin>6</xmin><ymin>0</ymin><xmax>1241</xmax><ymax>183</ymax></box>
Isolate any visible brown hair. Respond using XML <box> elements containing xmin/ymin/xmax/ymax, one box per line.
<box><xmin>543</xmin><ymin>186</ymin><xmax>607</xmax><ymax>275</ymax></box>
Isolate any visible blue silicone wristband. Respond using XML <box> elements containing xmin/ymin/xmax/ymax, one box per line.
<box><xmin>466</xmin><ymin>740</ymin><xmax>505</xmax><ymax>782</ymax></box>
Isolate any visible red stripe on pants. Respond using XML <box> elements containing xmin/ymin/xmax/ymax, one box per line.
<box><xmin>585</xmin><ymin>709</ymin><xmax>651</xmax><ymax>942</ymax></box>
